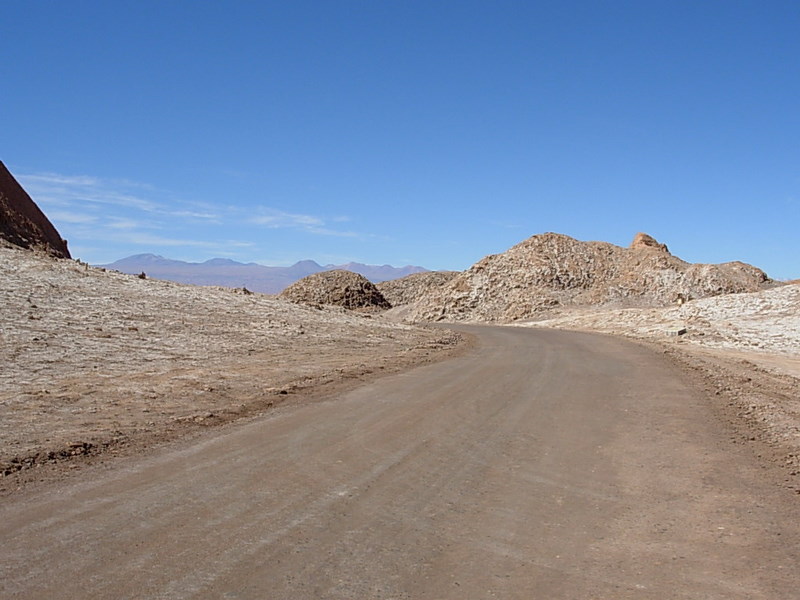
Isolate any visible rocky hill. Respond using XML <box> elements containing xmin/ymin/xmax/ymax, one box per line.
<box><xmin>406</xmin><ymin>232</ymin><xmax>772</xmax><ymax>323</ymax></box>
<box><xmin>0</xmin><ymin>161</ymin><xmax>70</xmax><ymax>258</ymax></box>
<box><xmin>377</xmin><ymin>271</ymin><xmax>458</xmax><ymax>307</ymax></box>
<box><xmin>279</xmin><ymin>269</ymin><xmax>391</xmax><ymax>311</ymax></box>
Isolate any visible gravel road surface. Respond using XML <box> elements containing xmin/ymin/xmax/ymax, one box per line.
<box><xmin>1</xmin><ymin>326</ymin><xmax>798</xmax><ymax>599</ymax></box>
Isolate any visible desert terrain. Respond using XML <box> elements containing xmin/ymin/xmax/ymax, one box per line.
<box><xmin>97</xmin><ymin>253</ymin><xmax>428</xmax><ymax>294</ymax></box>
<box><xmin>2</xmin><ymin>164</ymin><xmax>799</xmax><ymax>598</ymax></box>
<box><xmin>0</xmin><ymin>243</ymin><xmax>462</xmax><ymax>492</ymax></box>
<box><xmin>381</xmin><ymin>232</ymin><xmax>800</xmax><ymax>492</ymax></box>
<box><xmin>3</xmin><ymin>325</ymin><xmax>799</xmax><ymax>599</ymax></box>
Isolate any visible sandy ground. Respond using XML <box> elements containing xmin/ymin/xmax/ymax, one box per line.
<box><xmin>516</xmin><ymin>286</ymin><xmax>800</xmax><ymax>490</ymax></box>
<box><xmin>0</xmin><ymin>246</ymin><xmax>463</xmax><ymax>492</ymax></box>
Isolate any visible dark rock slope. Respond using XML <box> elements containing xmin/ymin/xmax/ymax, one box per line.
<box><xmin>0</xmin><ymin>161</ymin><xmax>70</xmax><ymax>258</ymax></box>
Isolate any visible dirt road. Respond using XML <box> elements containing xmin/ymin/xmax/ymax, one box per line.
<box><xmin>1</xmin><ymin>326</ymin><xmax>798</xmax><ymax>599</ymax></box>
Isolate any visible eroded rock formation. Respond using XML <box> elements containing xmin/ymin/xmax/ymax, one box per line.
<box><xmin>406</xmin><ymin>232</ymin><xmax>771</xmax><ymax>322</ymax></box>
<box><xmin>0</xmin><ymin>161</ymin><xmax>70</xmax><ymax>258</ymax></box>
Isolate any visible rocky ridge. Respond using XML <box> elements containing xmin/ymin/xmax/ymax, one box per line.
<box><xmin>630</xmin><ymin>232</ymin><xmax>669</xmax><ymax>252</ymax></box>
<box><xmin>279</xmin><ymin>269</ymin><xmax>391</xmax><ymax>311</ymax></box>
<box><xmin>405</xmin><ymin>232</ymin><xmax>772</xmax><ymax>323</ymax></box>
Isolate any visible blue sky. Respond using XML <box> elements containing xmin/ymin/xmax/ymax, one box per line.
<box><xmin>3</xmin><ymin>1</ymin><xmax>799</xmax><ymax>277</ymax></box>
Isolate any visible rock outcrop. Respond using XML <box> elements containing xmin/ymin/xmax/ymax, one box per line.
<box><xmin>0</xmin><ymin>161</ymin><xmax>70</xmax><ymax>258</ymax></box>
<box><xmin>377</xmin><ymin>271</ymin><xmax>458</xmax><ymax>307</ymax></box>
<box><xmin>279</xmin><ymin>269</ymin><xmax>391</xmax><ymax>311</ymax></box>
<box><xmin>630</xmin><ymin>232</ymin><xmax>669</xmax><ymax>253</ymax></box>
<box><xmin>406</xmin><ymin>232</ymin><xmax>771</xmax><ymax>323</ymax></box>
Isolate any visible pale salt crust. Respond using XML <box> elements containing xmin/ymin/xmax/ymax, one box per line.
<box><xmin>0</xmin><ymin>245</ymin><xmax>453</xmax><ymax>462</ymax></box>
<box><xmin>517</xmin><ymin>284</ymin><xmax>800</xmax><ymax>357</ymax></box>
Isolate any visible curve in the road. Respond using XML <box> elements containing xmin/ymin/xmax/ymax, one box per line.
<box><xmin>1</xmin><ymin>326</ymin><xmax>798</xmax><ymax>599</ymax></box>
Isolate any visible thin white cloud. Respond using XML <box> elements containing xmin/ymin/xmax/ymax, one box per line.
<box><xmin>46</xmin><ymin>210</ymin><xmax>98</xmax><ymax>224</ymax></box>
<box><xmin>170</xmin><ymin>209</ymin><xmax>220</xmax><ymax>220</ymax></box>
<box><xmin>18</xmin><ymin>171</ymin><xmax>221</xmax><ymax>220</ymax></box>
<box><xmin>20</xmin><ymin>173</ymin><xmax>160</xmax><ymax>213</ymax></box>
<box><xmin>17</xmin><ymin>169</ymin><xmax>370</xmax><ymax>263</ymax></box>
<box><xmin>107</xmin><ymin>217</ymin><xmax>144</xmax><ymax>230</ymax></box>
<box><xmin>305</xmin><ymin>226</ymin><xmax>360</xmax><ymax>238</ymax></box>
<box><xmin>252</xmin><ymin>210</ymin><xmax>324</xmax><ymax>228</ymax></box>
<box><xmin>251</xmin><ymin>208</ymin><xmax>362</xmax><ymax>237</ymax></box>
<box><xmin>21</xmin><ymin>173</ymin><xmax>100</xmax><ymax>187</ymax></box>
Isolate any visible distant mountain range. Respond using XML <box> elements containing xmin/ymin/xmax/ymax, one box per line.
<box><xmin>97</xmin><ymin>254</ymin><xmax>428</xmax><ymax>294</ymax></box>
